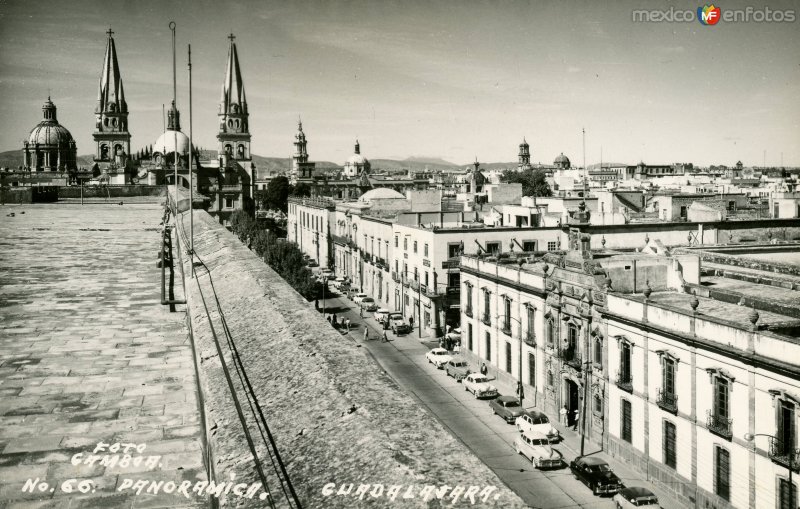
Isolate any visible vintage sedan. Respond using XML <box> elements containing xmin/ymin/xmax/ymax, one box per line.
<box><xmin>425</xmin><ymin>348</ymin><xmax>452</xmax><ymax>368</ymax></box>
<box><xmin>373</xmin><ymin>308</ymin><xmax>390</xmax><ymax>323</ymax></box>
<box><xmin>444</xmin><ymin>358</ymin><xmax>471</xmax><ymax>381</ymax></box>
<box><xmin>569</xmin><ymin>456</ymin><xmax>624</xmax><ymax>496</ymax></box>
<box><xmin>489</xmin><ymin>395</ymin><xmax>525</xmax><ymax>423</ymax></box>
<box><xmin>463</xmin><ymin>373</ymin><xmax>498</xmax><ymax>399</ymax></box>
<box><xmin>513</xmin><ymin>429</ymin><xmax>561</xmax><ymax>469</ymax></box>
<box><xmin>388</xmin><ymin>313</ymin><xmax>410</xmax><ymax>334</ymax></box>
<box><xmin>516</xmin><ymin>410</ymin><xmax>561</xmax><ymax>443</ymax></box>
<box><xmin>612</xmin><ymin>487</ymin><xmax>660</xmax><ymax>509</ymax></box>
<box><xmin>353</xmin><ymin>293</ymin><xmax>368</xmax><ymax>305</ymax></box>
<box><xmin>360</xmin><ymin>297</ymin><xmax>378</xmax><ymax>312</ymax></box>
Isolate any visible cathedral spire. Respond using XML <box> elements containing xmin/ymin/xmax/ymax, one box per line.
<box><xmin>217</xmin><ymin>34</ymin><xmax>250</xmax><ymax>162</ymax></box>
<box><xmin>97</xmin><ymin>28</ymin><xmax>126</xmax><ymax>114</ymax></box>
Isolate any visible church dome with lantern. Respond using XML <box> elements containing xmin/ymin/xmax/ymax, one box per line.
<box><xmin>23</xmin><ymin>97</ymin><xmax>78</xmax><ymax>171</ymax></box>
<box><xmin>343</xmin><ymin>140</ymin><xmax>371</xmax><ymax>178</ymax></box>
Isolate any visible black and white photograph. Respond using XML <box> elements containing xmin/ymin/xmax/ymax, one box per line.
<box><xmin>0</xmin><ymin>1</ymin><xmax>798</xmax><ymax>508</ymax></box>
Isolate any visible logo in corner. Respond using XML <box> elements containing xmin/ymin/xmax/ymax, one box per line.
<box><xmin>697</xmin><ymin>4</ymin><xmax>722</xmax><ymax>25</ymax></box>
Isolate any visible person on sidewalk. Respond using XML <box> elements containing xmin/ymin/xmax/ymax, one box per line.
<box><xmin>345</xmin><ymin>318</ymin><xmax>351</xmax><ymax>331</ymax></box>
<box><xmin>363</xmin><ymin>327</ymin><xmax>369</xmax><ymax>341</ymax></box>
<box><xmin>381</xmin><ymin>330</ymin><xmax>388</xmax><ymax>342</ymax></box>
<box><xmin>572</xmin><ymin>409</ymin><xmax>580</xmax><ymax>431</ymax></box>
<box><xmin>480</xmin><ymin>363</ymin><xmax>488</xmax><ymax>376</ymax></box>
<box><xmin>409</xmin><ymin>315</ymin><xmax>414</xmax><ymax>329</ymax></box>
<box><xmin>559</xmin><ymin>406</ymin><xmax>568</xmax><ymax>426</ymax></box>
<box><xmin>359</xmin><ymin>308</ymin><xmax>364</xmax><ymax>318</ymax></box>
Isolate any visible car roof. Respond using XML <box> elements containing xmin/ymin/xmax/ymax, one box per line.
<box><xmin>577</xmin><ymin>456</ymin><xmax>609</xmax><ymax>466</ymax></box>
<box><xmin>519</xmin><ymin>429</ymin><xmax>549</xmax><ymax>440</ymax></box>
<box><xmin>376</xmin><ymin>308</ymin><xmax>389</xmax><ymax>313</ymax></box>
<box><xmin>449</xmin><ymin>357</ymin><xmax>467</xmax><ymax>363</ymax></box>
<box><xmin>496</xmin><ymin>395</ymin><xmax>519</xmax><ymax>403</ymax></box>
<box><xmin>431</xmin><ymin>347</ymin><xmax>449</xmax><ymax>353</ymax></box>
<box><xmin>523</xmin><ymin>409</ymin><xmax>548</xmax><ymax>418</ymax></box>
<box><xmin>619</xmin><ymin>487</ymin><xmax>656</xmax><ymax>499</ymax></box>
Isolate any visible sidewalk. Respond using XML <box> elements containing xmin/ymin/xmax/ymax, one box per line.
<box><xmin>479</xmin><ymin>364</ymin><xmax>687</xmax><ymax>509</ymax></box>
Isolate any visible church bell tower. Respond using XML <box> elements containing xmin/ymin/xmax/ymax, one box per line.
<box><xmin>93</xmin><ymin>28</ymin><xmax>131</xmax><ymax>179</ymax></box>
<box><xmin>217</xmin><ymin>33</ymin><xmax>250</xmax><ymax>166</ymax></box>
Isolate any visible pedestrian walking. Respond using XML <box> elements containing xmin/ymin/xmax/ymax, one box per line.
<box><xmin>359</xmin><ymin>307</ymin><xmax>363</xmax><ymax>318</ymax></box>
<box><xmin>409</xmin><ymin>315</ymin><xmax>414</xmax><ymax>328</ymax></box>
<box><xmin>363</xmin><ymin>327</ymin><xmax>369</xmax><ymax>341</ymax></box>
<box><xmin>454</xmin><ymin>339</ymin><xmax>461</xmax><ymax>354</ymax></box>
<box><xmin>332</xmin><ymin>312</ymin><xmax>337</xmax><ymax>325</ymax></box>
<box><xmin>572</xmin><ymin>409</ymin><xmax>580</xmax><ymax>431</ymax></box>
<box><xmin>381</xmin><ymin>330</ymin><xmax>388</xmax><ymax>342</ymax></box>
<box><xmin>345</xmin><ymin>318</ymin><xmax>351</xmax><ymax>331</ymax></box>
<box><xmin>480</xmin><ymin>362</ymin><xmax>488</xmax><ymax>376</ymax></box>
<box><xmin>559</xmin><ymin>406</ymin><xmax>568</xmax><ymax>426</ymax></box>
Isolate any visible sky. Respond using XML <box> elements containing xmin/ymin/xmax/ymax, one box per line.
<box><xmin>0</xmin><ymin>0</ymin><xmax>798</xmax><ymax>167</ymax></box>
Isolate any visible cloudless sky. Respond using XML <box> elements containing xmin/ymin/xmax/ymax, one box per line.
<box><xmin>1</xmin><ymin>0</ymin><xmax>798</xmax><ymax>167</ymax></box>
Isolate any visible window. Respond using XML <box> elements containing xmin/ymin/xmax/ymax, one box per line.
<box><xmin>483</xmin><ymin>290</ymin><xmax>491</xmax><ymax>324</ymax></box>
<box><xmin>528</xmin><ymin>353</ymin><xmax>535</xmax><ymax>386</ymax></box>
<box><xmin>617</xmin><ymin>339</ymin><xmax>632</xmax><ymax>391</ymax></box>
<box><xmin>447</xmin><ymin>243</ymin><xmax>460</xmax><ymax>258</ymax></box>
<box><xmin>468</xmin><ymin>323</ymin><xmax>473</xmax><ymax>351</ymax></box>
<box><xmin>777</xmin><ymin>398</ymin><xmax>796</xmax><ymax>460</ymax></box>
<box><xmin>395</xmin><ymin>236</ymin><xmax>398</xmax><ymax>248</ymax></box>
<box><xmin>485</xmin><ymin>332</ymin><xmax>491</xmax><ymax>361</ymax></box>
<box><xmin>486</xmin><ymin>242</ymin><xmax>500</xmax><ymax>255</ymax></box>
<box><xmin>465</xmin><ymin>283</ymin><xmax>473</xmax><ymax>316</ymax></box>
<box><xmin>424</xmin><ymin>271</ymin><xmax>429</xmax><ymax>287</ymax></box>
<box><xmin>567</xmin><ymin>324</ymin><xmax>578</xmax><ymax>350</ymax></box>
<box><xmin>505</xmin><ymin>342</ymin><xmax>512</xmax><ymax>373</ymax></box>
<box><xmin>663</xmin><ymin>358</ymin><xmax>675</xmax><ymax>396</ymax></box>
<box><xmin>594</xmin><ymin>335</ymin><xmax>603</xmax><ymax>366</ymax></box>
<box><xmin>547</xmin><ymin>320</ymin><xmax>555</xmax><ymax>346</ymax></box>
<box><xmin>424</xmin><ymin>243</ymin><xmax>429</xmax><ymax>257</ymax></box>
<box><xmin>225</xmin><ymin>197</ymin><xmax>234</xmax><ymax>209</ymax></box>
<box><xmin>547</xmin><ymin>241</ymin><xmax>557</xmax><ymax>251</ymax></box>
<box><xmin>547</xmin><ymin>370</ymin><xmax>554</xmax><ymax>387</ymax></box>
<box><xmin>413</xmin><ymin>241</ymin><xmax>418</xmax><ymax>253</ymax></box>
<box><xmin>526</xmin><ymin>306</ymin><xmax>535</xmax><ymax>343</ymax></box>
<box><xmin>621</xmin><ymin>399</ymin><xmax>632</xmax><ymax>443</ymax></box>
<box><xmin>404</xmin><ymin>238</ymin><xmax>408</xmax><ymax>250</ymax></box>
<box><xmin>523</xmin><ymin>241</ymin><xmax>536</xmax><ymax>252</ymax></box>
<box><xmin>594</xmin><ymin>394</ymin><xmax>602</xmax><ymax>414</ymax></box>
<box><xmin>414</xmin><ymin>267</ymin><xmax>418</xmax><ymax>281</ymax></box>
<box><xmin>714</xmin><ymin>446</ymin><xmax>730</xmax><ymax>501</ymax></box>
<box><xmin>779</xmin><ymin>478</ymin><xmax>797</xmax><ymax>509</ymax></box>
<box><xmin>663</xmin><ymin>421</ymin><xmax>676</xmax><ymax>469</ymax></box>
<box><xmin>503</xmin><ymin>297</ymin><xmax>511</xmax><ymax>334</ymax></box>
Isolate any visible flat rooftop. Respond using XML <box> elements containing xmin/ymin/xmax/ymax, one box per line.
<box><xmin>0</xmin><ymin>203</ymin><xmax>206</xmax><ymax>508</ymax></box>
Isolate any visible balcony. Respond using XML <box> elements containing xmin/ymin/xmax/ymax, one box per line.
<box><xmin>769</xmin><ymin>437</ymin><xmax>800</xmax><ymax>471</ymax></box>
<box><xmin>706</xmin><ymin>411</ymin><xmax>733</xmax><ymax>440</ymax></box>
<box><xmin>501</xmin><ymin>320</ymin><xmax>512</xmax><ymax>336</ymax></box>
<box><xmin>523</xmin><ymin>331</ymin><xmax>536</xmax><ymax>348</ymax></box>
<box><xmin>656</xmin><ymin>388</ymin><xmax>678</xmax><ymax>414</ymax></box>
<box><xmin>482</xmin><ymin>313</ymin><xmax>491</xmax><ymax>326</ymax></box>
<box><xmin>442</xmin><ymin>256</ymin><xmax>460</xmax><ymax>269</ymax></box>
<box><xmin>615</xmin><ymin>372</ymin><xmax>633</xmax><ymax>393</ymax></box>
<box><xmin>465</xmin><ymin>307</ymin><xmax>473</xmax><ymax>318</ymax></box>
<box><xmin>561</xmin><ymin>348</ymin><xmax>582</xmax><ymax>371</ymax></box>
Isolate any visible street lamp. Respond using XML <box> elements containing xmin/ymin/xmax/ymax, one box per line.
<box><xmin>744</xmin><ymin>432</ymin><xmax>796</xmax><ymax>506</ymax></box>
<box><xmin>495</xmin><ymin>314</ymin><xmax>527</xmax><ymax>409</ymax></box>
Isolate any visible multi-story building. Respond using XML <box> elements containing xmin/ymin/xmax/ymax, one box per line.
<box><xmin>287</xmin><ymin>196</ymin><xmax>336</xmax><ymax>268</ymax></box>
<box><xmin>459</xmin><ymin>226</ymin><xmax>800</xmax><ymax>509</ymax></box>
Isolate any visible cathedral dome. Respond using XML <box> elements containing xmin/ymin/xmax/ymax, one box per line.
<box><xmin>347</xmin><ymin>153</ymin><xmax>368</xmax><ymax>165</ymax></box>
<box><xmin>359</xmin><ymin>187</ymin><xmax>404</xmax><ymax>202</ymax></box>
<box><xmin>154</xmin><ymin>130</ymin><xmax>190</xmax><ymax>155</ymax></box>
<box><xmin>27</xmin><ymin>98</ymin><xmax>75</xmax><ymax>147</ymax></box>
<box><xmin>554</xmin><ymin>153</ymin><xmax>570</xmax><ymax>166</ymax></box>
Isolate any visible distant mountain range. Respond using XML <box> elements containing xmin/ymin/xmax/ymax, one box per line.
<box><xmin>0</xmin><ymin>149</ymin><xmax>522</xmax><ymax>173</ymax></box>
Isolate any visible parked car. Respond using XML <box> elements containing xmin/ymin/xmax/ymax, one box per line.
<box><xmin>445</xmin><ymin>327</ymin><xmax>462</xmax><ymax>342</ymax></box>
<box><xmin>463</xmin><ymin>373</ymin><xmax>498</xmax><ymax>399</ymax></box>
<box><xmin>353</xmin><ymin>293</ymin><xmax>368</xmax><ymax>305</ymax></box>
<box><xmin>513</xmin><ymin>429</ymin><xmax>561</xmax><ymax>469</ymax></box>
<box><xmin>332</xmin><ymin>277</ymin><xmax>346</xmax><ymax>289</ymax></box>
<box><xmin>425</xmin><ymin>347</ymin><xmax>452</xmax><ymax>369</ymax></box>
<box><xmin>612</xmin><ymin>487</ymin><xmax>660</xmax><ymax>509</ymax></box>
<box><xmin>361</xmin><ymin>297</ymin><xmax>378</xmax><ymax>312</ymax></box>
<box><xmin>444</xmin><ymin>358</ymin><xmax>471</xmax><ymax>381</ymax></box>
<box><xmin>516</xmin><ymin>410</ymin><xmax>561</xmax><ymax>443</ymax></box>
<box><xmin>489</xmin><ymin>395</ymin><xmax>525</xmax><ymax>423</ymax></box>
<box><xmin>373</xmin><ymin>308</ymin><xmax>390</xmax><ymax>323</ymax></box>
<box><xmin>320</xmin><ymin>269</ymin><xmax>334</xmax><ymax>280</ymax></box>
<box><xmin>569</xmin><ymin>456</ymin><xmax>624</xmax><ymax>496</ymax></box>
<box><xmin>388</xmin><ymin>313</ymin><xmax>410</xmax><ymax>334</ymax></box>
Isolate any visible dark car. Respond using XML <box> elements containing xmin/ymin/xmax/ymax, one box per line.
<box><xmin>488</xmin><ymin>395</ymin><xmax>525</xmax><ymax>423</ymax></box>
<box><xmin>569</xmin><ymin>456</ymin><xmax>624</xmax><ymax>496</ymax></box>
<box><xmin>444</xmin><ymin>358</ymin><xmax>471</xmax><ymax>381</ymax></box>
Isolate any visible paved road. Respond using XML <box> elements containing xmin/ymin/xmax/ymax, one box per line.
<box><xmin>0</xmin><ymin>203</ymin><xmax>207</xmax><ymax>509</ymax></box>
<box><xmin>318</xmin><ymin>288</ymin><xmax>616</xmax><ymax>509</ymax></box>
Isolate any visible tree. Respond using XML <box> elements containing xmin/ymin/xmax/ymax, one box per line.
<box><xmin>291</xmin><ymin>182</ymin><xmax>312</xmax><ymax>198</ymax></box>
<box><xmin>264</xmin><ymin>175</ymin><xmax>291</xmax><ymax>212</ymax></box>
<box><xmin>500</xmin><ymin>168</ymin><xmax>552</xmax><ymax>197</ymax></box>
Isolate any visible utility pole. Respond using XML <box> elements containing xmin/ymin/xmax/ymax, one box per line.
<box><xmin>188</xmin><ymin>43</ymin><xmax>194</xmax><ymax>260</ymax></box>
<box><xmin>170</xmin><ymin>22</ymin><xmax>178</xmax><ymax>207</ymax></box>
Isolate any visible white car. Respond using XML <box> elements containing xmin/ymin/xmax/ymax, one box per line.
<box><xmin>516</xmin><ymin>410</ymin><xmax>561</xmax><ymax>443</ymax></box>
<box><xmin>462</xmin><ymin>373</ymin><xmax>498</xmax><ymax>399</ymax></box>
<box><xmin>353</xmin><ymin>293</ymin><xmax>368</xmax><ymax>305</ymax></box>
<box><xmin>373</xmin><ymin>308</ymin><xmax>390</xmax><ymax>323</ymax></box>
<box><xmin>332</xmin><ymin>277</ymin><xmax>346</xmax><ymax>289</ymax></box>
<box><xmin>425</xmin><ymin>348</ymin><xmax>452</xmax><ymax>369</ymax></box>
<box><xmin>513</xmin><ymin>430</ymin><xmax>561</xmax><ymax>469</ymax></box>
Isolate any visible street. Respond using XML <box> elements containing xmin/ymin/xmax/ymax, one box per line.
<box><xmin>316</xmin><ymin>284</ymin><xmax>682</xmax><ymax>509</ymax></box>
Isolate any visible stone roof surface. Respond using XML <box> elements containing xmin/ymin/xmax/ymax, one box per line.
<box><xmin>181</xmin><ymin>210</ymin><xmax>527</xmax><ymax>508</ymax></box>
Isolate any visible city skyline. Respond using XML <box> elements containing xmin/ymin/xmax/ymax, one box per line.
<box><xmin>1</xmin><ymin>0</ymin><xmax>798</xmax><ymax>167</ymax></box>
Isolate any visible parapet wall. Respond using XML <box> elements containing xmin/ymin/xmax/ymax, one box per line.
<box><xmin>180</xmin><ymin>209</ymin><xmax>525</xmax><ymax>508</ymax></box>
<box><xmin>58</xmin><ymin>184</ymin><xmax>166</xmax><ymax>198</ymax></box>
